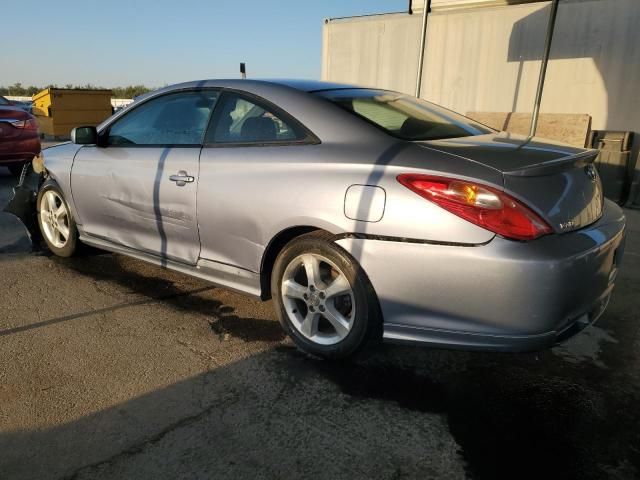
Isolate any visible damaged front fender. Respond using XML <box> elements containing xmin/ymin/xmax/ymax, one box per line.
<box><xmin>32</xmin><ymin>151</ymin><xmax>46</xmax><ymax>175</ymax></box>
<box><xmin>2</xmin><ymin>158</ymin><xmax>45</xmax><ymax>247</ymax></box>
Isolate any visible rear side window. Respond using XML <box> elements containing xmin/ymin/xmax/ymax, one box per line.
<box><xmin>205</xmin><ymin>92</ymin><xmax>307</xmax><ymax>144</ymax></box>
<box><xmin>317</xmin><ymin>89</ymin><xmax>493</xmax><ymax>141</ymax></box>
<box><xmin>107</xmin><ymin>90</ymin><xmax>218</xmax><ymax>146</ymax></box>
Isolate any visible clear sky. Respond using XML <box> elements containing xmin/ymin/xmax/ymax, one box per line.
<box><xmin>2</xmin><ymin>0</ymin><xmax>408</xmax><ymax>87</ymax></box>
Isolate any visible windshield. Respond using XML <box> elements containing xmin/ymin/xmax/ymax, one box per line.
<box><xmin>317</xmin><ymin>89</ymin><xmax>493</xmax><ymax>141</ymax></box>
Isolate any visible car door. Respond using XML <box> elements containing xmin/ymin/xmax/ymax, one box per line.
<box><xmin>71</xmin><ymin>89</ymin><xmax>219</xmax><ymax>264</ymax></box>
<box><xmin>197</xmin><ymin>90</ymin><xmax>320</xmax><ymax>272</ymax></box>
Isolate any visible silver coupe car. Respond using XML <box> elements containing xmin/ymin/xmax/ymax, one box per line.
<box><xmin>36</xmin><ymin>79</ymin><xmax>626</xmax><ymax>359</ymax></box>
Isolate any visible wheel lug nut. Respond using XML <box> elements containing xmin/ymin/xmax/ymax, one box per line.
<box><xmin>319</xmin><ymin>305</ymin><xmax>325</xmax><ymax>312</ymax></box>
<box><xmin>319</xmin><ymin>292</ymin><xmax>325</xmax><ymax>299</ymax></box>
<box><xmin>303</xmin><ymin>293</ymin><xmax>308</xmax><ymax>300</ymax></box>
<box><xmin>309</xmin><ymin>306</ymin><xmax>315</xmax><ymax>312</ymax></box>
<box><xmin>309</xmin><ymin>285</ymin><xmax>315</xmax><ymax>292</ymax></box>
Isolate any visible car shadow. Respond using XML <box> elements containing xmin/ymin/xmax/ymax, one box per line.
<box><xmin>343</xmin><ymin>141</ymin><xmax>412</xmax><ymax>268</ymax></box>
<box><xmin>52</xmin><ymin>253</ymin><xmax>285</xmax><ymax>344</ymax></box>
<box><xmin>154</xmin><ymin>147</ymin><xmax>170</xmax><ymax>266</ymax></box>
<box><xmin>3</xmin><ymin>234</ymin><xmax>638</xmax><ymax>479</ymax></box>
<box><xmin>2</xmin><ymin>333</ymin><xmax>640</xmax><ymax>480</ymax></box>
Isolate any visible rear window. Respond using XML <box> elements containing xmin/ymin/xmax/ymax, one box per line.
<box><xmin>317</xmin><ymin>89</ymin><xmax>493</xmax><ymax>141</ymax></box>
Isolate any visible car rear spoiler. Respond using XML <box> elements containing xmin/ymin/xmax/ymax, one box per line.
<box><xmin>503</xmin><ymin>150</ymin><xmax>598</xmax><ymax>177</ymax></box>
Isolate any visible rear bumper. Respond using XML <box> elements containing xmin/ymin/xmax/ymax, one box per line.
<box><xmin>336</xmin><ymin>199</ymin><xmax>626</xmax><ymax>352</ymax></box>
<box><xmin>381</xmin><ymin>287</ymin><xmax>612</xmax><ymax>352</ymax></box>
<box><xmin>0</xmin><ymin>136</ymin><xmax>41</xmax><ymax>165</ymax></box>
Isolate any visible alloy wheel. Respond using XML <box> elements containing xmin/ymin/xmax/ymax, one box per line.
<box><xmin>281</xmin><ymin>253</ymin><xmax>355</xmax><ymax>345</ymax></box>
<box><xmin>40</xmin><ymin>190</ymin><xmax>71</xmax><ymax>249</ymax></box>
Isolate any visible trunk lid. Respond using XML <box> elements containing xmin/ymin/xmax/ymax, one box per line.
<box><xmin>422</xmin><ymin>133</ymin><xmax>603</xmax><ymax>233</ymax></box>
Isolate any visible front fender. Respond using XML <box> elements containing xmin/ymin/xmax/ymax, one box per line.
<box><xmin>41</xmin><ymin>142</ymin><xmax>83</xmax><ymax>224</ymax></box>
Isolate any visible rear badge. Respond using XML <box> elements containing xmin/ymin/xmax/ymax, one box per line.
<box><xmin>559</xmin><ymin>220</ymin><xmax>576</xmax><ymax>231</ymax></box>
<box><xmin>585</xmin><ymin>164</ymin><xmax>597</xmax><ymax>182</ymax></box>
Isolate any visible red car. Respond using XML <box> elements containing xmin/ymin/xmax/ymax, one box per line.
<box><xmin>0</xmin><ymin>95</ymin><xmax>41</xmax><ymax>177</ymax></box>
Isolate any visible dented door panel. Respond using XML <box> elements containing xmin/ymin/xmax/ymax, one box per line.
<box><xmin>71</xmin><ymin>146</ymin><xmax>201</xmax><ymax>264</ymax></box>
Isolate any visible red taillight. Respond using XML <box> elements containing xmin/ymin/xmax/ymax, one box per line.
<box><xmin>11</xmin><ymin>118</ymin><xmax>38</xmax><ymax>130</ymax></box>
<box><xmin>397</xmin><ymin>173</ymin><xmax>552</xmax><ymax>241</ymax></box>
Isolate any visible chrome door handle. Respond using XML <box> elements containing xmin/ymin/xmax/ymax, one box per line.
<box><xmin>169</xmin><ymin>170</ymin><xmax>194</xmax><ymax>187</ymax></box>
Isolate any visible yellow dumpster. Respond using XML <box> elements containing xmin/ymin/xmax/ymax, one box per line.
<box><xmin>32</xmin><ymin>88</ymin><xmax>113</xmax><ymax>137</ymax></box>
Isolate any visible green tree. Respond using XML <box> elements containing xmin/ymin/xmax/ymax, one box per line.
<box><xmin>10</xmin><ymin>83</ymin><xmax>24</xmax><ymax>96</ymax></box>
<box><xmin>1</xmin><ymin>84</ymin><xmax>154</xmax><ymax>99</ymax></box>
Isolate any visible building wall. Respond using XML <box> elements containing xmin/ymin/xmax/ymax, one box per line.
<box><xmin>416</xmin><ymin>0</ymin><xmax>546</xmax><ymax>12</ymax></box>
<box><xmin>322</xmin><ymin>14</ymin><xmax>422</xmax><ymax>95</ymax></box>
<box><xmin>422</xmin><ymin>0</ymin><xmax>640</xmax><ymax>134</ymax></box>
<box><xmin>323</xmin><ymin>0</ymin><xmax>640</xmax><ymax>138</ymax></box>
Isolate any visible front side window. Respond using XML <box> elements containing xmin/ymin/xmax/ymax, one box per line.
<box><xmin>317</xmin><ymin>89</ymin><xmax>493</xmax><ymax>141</ymax></box>
<box><xmin>206</xmin><ymin>93</ymin><xmax>304</xmax><ymax>144</ymax></box>
<box><xmin>107</xmin><ymin>90</ymin><xmax>218</xmax><ymax>146</ymax></box>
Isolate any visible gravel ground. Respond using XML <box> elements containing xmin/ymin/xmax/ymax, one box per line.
<box><xmin>1</xmin><ymin>167</ymin><xmax>640</xmax><ymax>480</ymax></box>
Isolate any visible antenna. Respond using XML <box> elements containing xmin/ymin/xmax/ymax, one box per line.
<box><xmin>240</xmin><ymin>63</ymin><xmax>246</xmax><ymax>79</ymax></box>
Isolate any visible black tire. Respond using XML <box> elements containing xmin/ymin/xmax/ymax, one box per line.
<box><xmin>271</xmin><ymin>231</ymin><xmax>381</xmax><ymax>359</ymax></box>
<box><xmin>37</xmin><ymin>180</ymin><xmax>79</xmax><ymax>257</ymax></box>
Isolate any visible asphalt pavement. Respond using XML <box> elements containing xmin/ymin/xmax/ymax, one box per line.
<box><xmin>1</xmin><ymin>165</ymin><xmax>640</xmax><ymax>480</ymax></box>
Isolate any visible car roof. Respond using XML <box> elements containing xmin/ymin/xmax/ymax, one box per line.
<box><xmin>261</xmin><ymin>79</ymin><xmax>359</xmax><ymax>92</ymax></box>
<box><xmin>147</xmin><ymin>79</ymin><xmax>361</xmax><ymax>98</ymax></box>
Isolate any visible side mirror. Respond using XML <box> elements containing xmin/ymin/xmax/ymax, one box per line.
<box><xmin>70</xmin><ymin>126</ymin><xmax>98</xmax><ymax>145</ymax></box>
